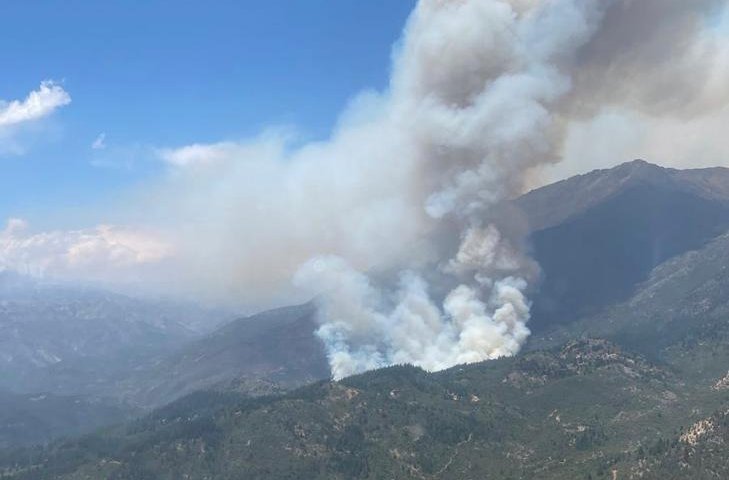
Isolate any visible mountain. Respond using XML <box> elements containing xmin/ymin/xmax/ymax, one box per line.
<box><xmin>131</xmin><ymin>159</ymin><xmax>729</xmax><ymax>398</ymax></box>
<box><xmin>0</xmin><ymin>275</ymin><xmax>231</xmax><ymax>449</ymax></box>
<box><xmin>529</xmin><ymin>229</ymin><xmax>729</xmax><ymax>360</ymax></box>
<box><xmin>110</xmin><ymin>160</ymin><xmax>729</xmax><ymax>408</ymax></box>
<box><xmin>517</xmin><ymin>160</ymin><xmax>729</xmax><ymax>232</ymax></box>
<box><xmin>0</xmin><ymin>390</ymin><xmax>136</xmax><ymax>450</ymax></box>
<box><xmin>0</xmin><ymin>271</ymin><xmax>327</xmax><ymax>411</ymax></box>
<box><xmin>521</xmin><ymin>160</ymin><xmax>729</xmax><ymax>330</ymax></box>
<box><xmin>111</xmin><ymin>303</ymin><xmax>330</xmax><ymax>408</ymax></box>
<box><xmin>632</xmin><ymin>404</ymin><xmax>729</xmax><ymax>479</ymax></box>
<box><xmin>0</xmin><ymin>274</ymin><xmax>228</xmax><ymax>396</ymax></box>
<box><xmin>84</xmin><ymin>159</ymin><xmax>729</xmax><ymax>406</ymax></box>
<box><xmin>6</xmin><ymin>338</ymin><xmax>727</xmax><ymax>479</ymax></box>
<box><xmin>97</xmin><ymin>159</ymin><xmax>729</xmax><ymax>409</ymax></box>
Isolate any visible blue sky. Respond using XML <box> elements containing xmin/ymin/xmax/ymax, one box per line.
<box><xmin>0</xmin><ymin>1</ymin><xmax>415</xmax><ymax>225</ymax></box>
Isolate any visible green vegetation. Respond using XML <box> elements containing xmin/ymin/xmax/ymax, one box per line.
<box><xmin>2</xmin><ymin>335</ymin><xmax>728</xmax><ymax>479</ymax></box>
<box><xmin>0</xmin><ymin>391</ymin><xmax>136</xmax><ymax>450</ymax></box>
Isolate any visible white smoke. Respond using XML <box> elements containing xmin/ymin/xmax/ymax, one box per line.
<box><xmin>3</xmin><ymin>0</ymin><xmax>727</xmax><ymax>379</ymax></box>
<box><xmin>295</xmin><ymin>256</ymin><xmax>531</xmax><ymax>379</ymax></box>
<box><xmin>284</xmin><ymin>0</ymin><xmax>600</xmax><ymax>379</ymax></box>
<box><xmin>289</xmin><ymin>0</ymin><xmax>729</xmax><ymax>379</ymax></box>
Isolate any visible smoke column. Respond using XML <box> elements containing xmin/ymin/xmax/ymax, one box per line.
<box><xmin>292</xmin><ymin>0</ymin><xmax>726</xmax><ymax>379</ymax></box>
<box><xmin>294</xmin><ymin>0</ymin><xmax>585</xmax><ymax>379</ymax></box>
<box><xmin>5</xmin><ymin>1</ymin><xmax>725</xmax><ymax>380</ymax></box>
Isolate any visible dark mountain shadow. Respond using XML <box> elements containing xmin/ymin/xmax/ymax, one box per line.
<box><xmin>529</xmin><ymin>183</ymin><xmax>729</xmax><ymax>331</ymax></box>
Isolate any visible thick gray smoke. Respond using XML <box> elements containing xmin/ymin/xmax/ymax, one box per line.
<box><xmin>292</xmin><ymin>0</ymin><xmax>728</xmax><ymax>379</ymax></box>
<box><xmin>4</xmin><ymin>0</ymin><xmax>727</xmax><ymax>379</ymax></box>
<box><xmin>289</xmin><ymin>0</ymin><xmax>587</xmax><ymax>379</ymax></box>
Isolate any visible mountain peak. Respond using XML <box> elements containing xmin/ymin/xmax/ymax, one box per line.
<box><xmin>611</xmin><ymin>158</ymin><xmax>666</xmax><ymax>175</ymax></box>
<box><xmin>603</xmin><ymin>158</ymin><xmax>672</xmax><ymax>182</ymax></box>
<box><xmin>517</xmin><ymin>160</ymin><xmax>729</xmax><ymax>232</ymax></box>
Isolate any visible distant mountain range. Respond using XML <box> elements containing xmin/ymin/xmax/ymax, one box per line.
<box><xmin>6</xmin><ymin>160</ymin><xmax>729</xmax><ymax>479</ymax></box>
<box><xmin>111</xmin><ymin>303</ymin><xmax>329</xmax><ymax>408</ymax></box>
<box><xmin>0</xmin><ymin>273</ymin><xmax>228</xmax><ymax>396</ymax></box>
<box><xmin>0</xmin><ymin>275</ymin><xmax>230</xmax><ymax>446</ymax></box>
<box><xmin>0</xmin><ymin>390</ymin><xmax>137</xmax><ymax>451</ymax></box>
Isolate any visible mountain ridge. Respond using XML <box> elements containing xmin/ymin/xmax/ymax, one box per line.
<box><xmin>518</xmin><ymin>160</ymin><xmax>729</xmax><ymax>232</ymax></box>
<box><xmin>5</xmin><ymin>337</ymin><xmax>722</xmax><ymax>479</ymax></box>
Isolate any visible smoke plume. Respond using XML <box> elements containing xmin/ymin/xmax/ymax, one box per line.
<box><xmin>288</xmin><ymin>0</ymin><xmax>727</xmax><ymax>379</ymax></box>
<box><xmin>4</xmin><ymin>0</ymin><xmax>728</xmax><ymax>379</ymax></box>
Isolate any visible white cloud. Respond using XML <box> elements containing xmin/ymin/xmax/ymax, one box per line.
<box><xmin>157</xmin><ymin>142</ymin><xmax>245</xmax><ymax>167</ymax></box>
<box><xmin>91</xmin><ymin>132</ymin><xmax>107</xmax><ymax>150</ymax></box>
<box><xmin>0</xmin><ymin>81</ymin><xmax>71</xmax><ymax>155</ymax></box>
<box><xmin>0</xmin><ymin>81</ymin><xmax>71</xmax><ymax>128</ymax></box>
<box><xmin>0</xmin><ymin>218</ymin><xmax>172</xmax><ymax>284</ymax></box>
<box><xmin>156</xmin><ymin>136</ymin><xmax>287</xmax><ymax>168</ymax></box>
